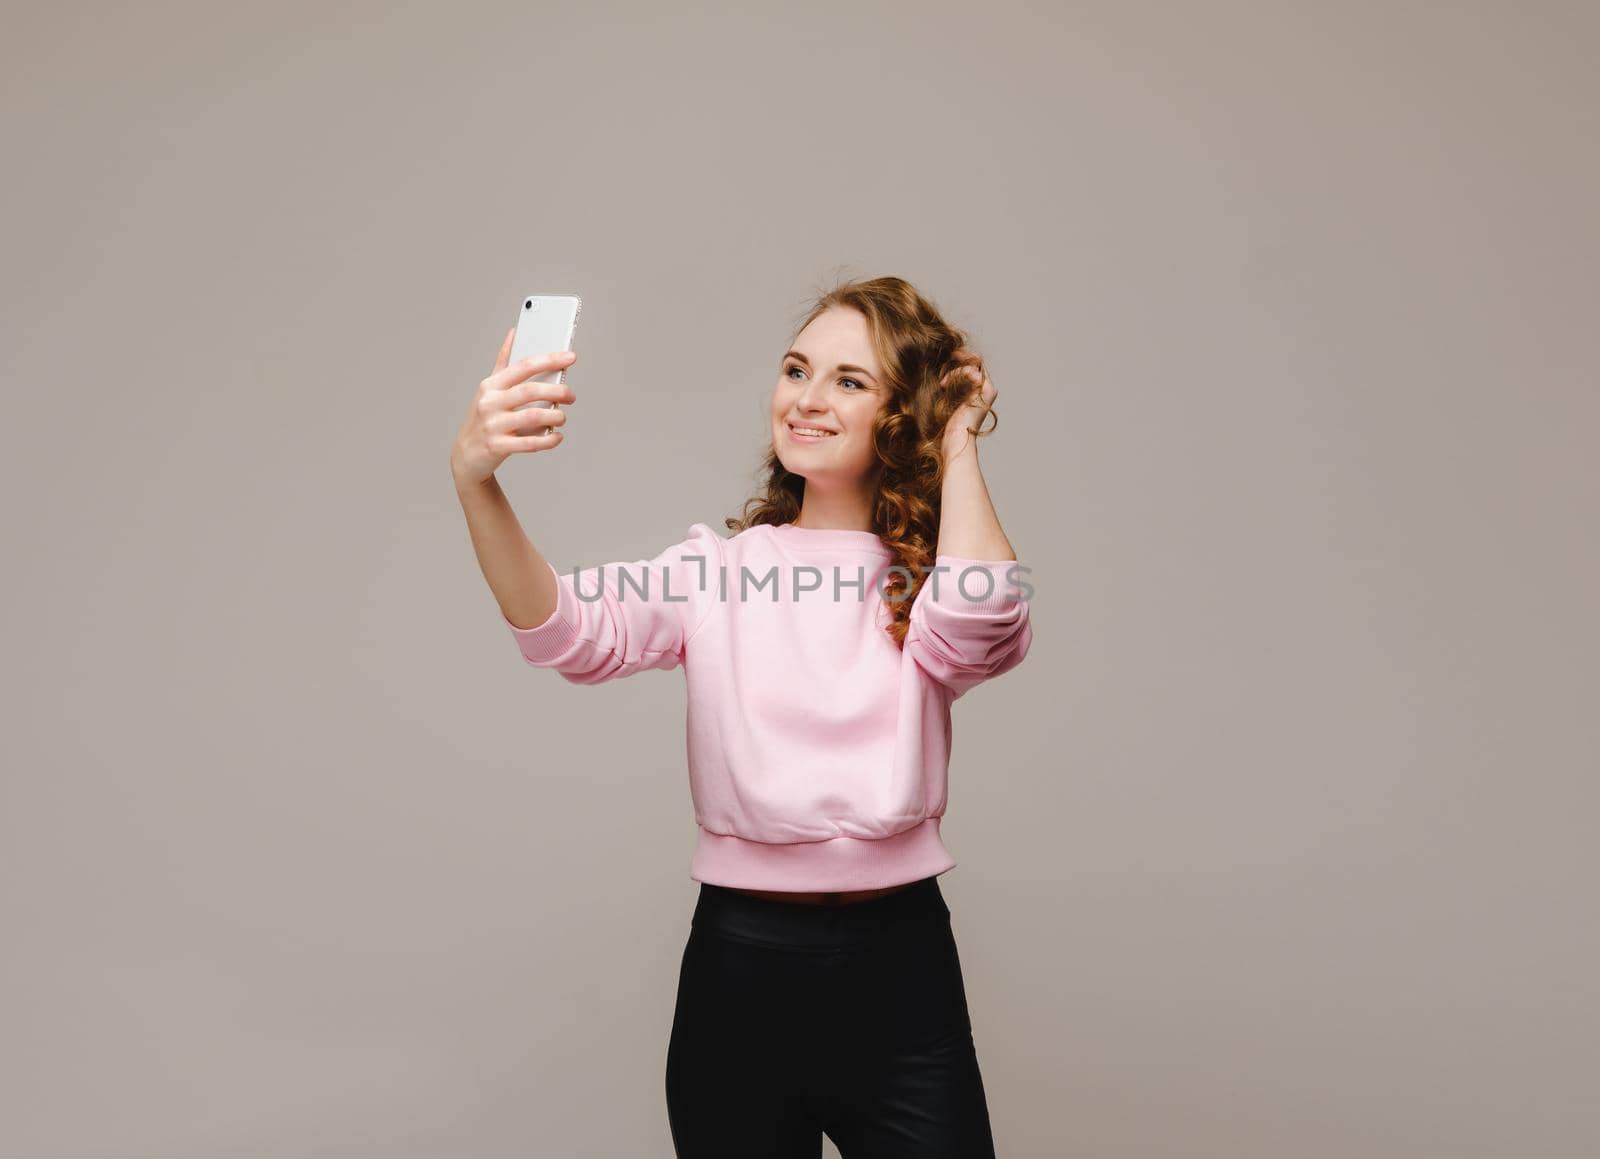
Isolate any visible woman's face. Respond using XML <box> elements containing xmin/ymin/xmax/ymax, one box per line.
<box><xmin>770</xmin><ymin>307</ymin><xmax>888</xmax><ymax>486</ymax></box>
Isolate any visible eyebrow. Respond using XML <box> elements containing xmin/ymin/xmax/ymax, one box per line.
<box><xmin>783</xmin><ymin>350</ymin><xmax>879</xmax><ymax>384</ymax></box>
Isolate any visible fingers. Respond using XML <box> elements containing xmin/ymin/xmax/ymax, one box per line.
<box><xmin>952</xmin><ymin>348</ymin><xmax>984</xmax><ymax>376</ymax></box>
<box><xmin>503</xmin><ymin>430</ymin><xmax>565</xmax><ymax>454</ymax></box>
<box><xmin>962</xmin><ymin>362</ymin><xmax>997</xmax><ymax>403</ymax></box>
<box><xmin>502</xmin><ymin>402</ymin><xmax>569</xmax><ymax>436</ymax></box>
<box><xmin>483</xmin><ymin>349</ymin><xmax>578</xmax><ymax>392</ymax></box>
<box><xmin>949</xmin><ymin>363</ymin><xmax>995</xmax><ymax>407</ymax></box>
<box><xmin>503</xmin><ymin>378</ymin><xmax>578</xmax><ymax>408</ymax></box>
<box><xmin>492</xmin><ymin>326</ymin><xmax>515</xmax><ymax>373</ymax></box>
<box><xmin>945</xmin><ymin>357</ymin><xmax>988</xmax><ymax>387</ymax></box>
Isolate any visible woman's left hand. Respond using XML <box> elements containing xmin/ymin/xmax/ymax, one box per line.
<box><xmin>942</xmin><ymin>351</ymin><xmax>998</xmax><ymax>459</ymax></box>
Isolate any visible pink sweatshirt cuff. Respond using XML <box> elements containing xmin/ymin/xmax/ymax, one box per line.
<box><xmin>904</xmin><ymin>556</ymin><xmax>1032</xmax><ymax>698</ymax></box>
<box><xmin>502</xmin><ymin>559</ymin><xmax>583</xmax><ymax>661</ymax></box>
<box><xmin>925</xmin><ymin>556</ymin><xmax>1029</xmax><ymax>612</ymax></box>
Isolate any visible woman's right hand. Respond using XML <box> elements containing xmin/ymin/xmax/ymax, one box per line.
<box><xmin>450</xmin><ymin>326</ymin><xmax>578</xmax><ymax>487</ymax></box>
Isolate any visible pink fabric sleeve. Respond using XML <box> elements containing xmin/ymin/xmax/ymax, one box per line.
<box><xmin>503</xmin><ymin>523</ymin><xmax>721</xmax><ymax>685</ymax></box>
<box><xmin>903</xmin><ymin>555</ymin><xmax>1033</xmax><ymax>700</ymax></box>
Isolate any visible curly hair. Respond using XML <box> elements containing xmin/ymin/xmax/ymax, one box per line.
<box><xmin>724</xmin><ymin>275</ymin><xmax>999</xmax><ymax>647</ymax></box>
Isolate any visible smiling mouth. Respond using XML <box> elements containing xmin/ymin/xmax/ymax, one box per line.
<box><xmin>787</xmin><ymin>422</ymin><xmax>839</xmax><ymax>440</ymax></box>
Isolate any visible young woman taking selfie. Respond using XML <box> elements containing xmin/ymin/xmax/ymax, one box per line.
<box><xmin>451</xmin><ymin>276</ymin><xmax>1033</xmax><ymax>1158</ymax></box>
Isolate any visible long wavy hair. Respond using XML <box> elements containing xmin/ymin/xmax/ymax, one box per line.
<box><xmin>724</xmin><ymin>275</ymin><xmax>998</xmax><ymax>647</ymax></box>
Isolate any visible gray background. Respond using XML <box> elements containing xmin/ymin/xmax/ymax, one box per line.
<box><xmin>4</xmin><ymin>2</ymin><xmax>1596</xmax><ymax>1156</ymax></box>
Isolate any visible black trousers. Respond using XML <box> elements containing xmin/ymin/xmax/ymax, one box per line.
<box><xmin>664</xmin><ymin>874</ymin><xmax>997</xmax><ymax>1158</ymax></box>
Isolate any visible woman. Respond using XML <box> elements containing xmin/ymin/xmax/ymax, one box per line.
<box><xmin>452</xmin><ymin>276</ymin><xmax>1033</xmax><ymax>1157</ymax></box>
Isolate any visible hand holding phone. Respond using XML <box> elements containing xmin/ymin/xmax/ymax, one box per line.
<box><xmin>506</xmin><ymin>294</ymin><xmax>582</xmax><ymax>435</ymax></box>
<box><xmin>449</xmin><ymin>293</ymin><xmax>583</xmax><ymax>486</ymax></box>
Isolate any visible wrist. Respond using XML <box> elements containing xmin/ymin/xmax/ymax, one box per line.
<box><xmin>451</xmin><ymin>458</ymin><xmax>496</xmax><ymax>493</ymax></box>
<box><xmin>942</xmin><ymin>431</ymin><xmax>980</xmax><ymax>463</ymax></box>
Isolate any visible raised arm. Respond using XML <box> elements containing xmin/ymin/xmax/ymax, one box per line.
<box><xmin>451</xmin><ymin>330</ymin><xmax>578</xmax><ymax>630</ymax></box>
<box><xmin>902</xmin><ymin>353</ymin><xmax>1033</xmax><ymax>698</ymax></box>
<box><xmin>455</xmin><ymin>472</ymin><xmax>564</xmax><ymax>633</ymax></box>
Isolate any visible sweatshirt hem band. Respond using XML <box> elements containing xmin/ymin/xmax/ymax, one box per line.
<box><xmin>688</xmin><ymin>816</ymin><xmax>956</xmax><ymax>892</ymax></box>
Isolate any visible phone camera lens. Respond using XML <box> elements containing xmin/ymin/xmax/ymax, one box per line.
<box><xmin>524</xmin><ymin>299</ymin><xmax>533</xmax><ymax>309</ymax></box>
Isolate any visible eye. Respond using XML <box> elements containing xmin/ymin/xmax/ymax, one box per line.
<box><xmin>784</xmin><ymin>363</ymin><xmax>867</xmax><ymax>391</ymax></box>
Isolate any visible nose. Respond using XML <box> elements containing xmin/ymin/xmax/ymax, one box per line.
<box><xmin>796</xmin><ymin>375</ymin><xmax>830</xmax><ymax>414</ymax></box>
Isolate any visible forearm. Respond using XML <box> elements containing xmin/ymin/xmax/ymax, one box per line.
<box><xmin>935</xmin><ymin>441</ymin><xmax>1015</xmax><ymax>561</ymax></box>
<box><xmin>453</xmin><ymin>473</ymin><xmax>559</xmax><ymax>630</ymax></box>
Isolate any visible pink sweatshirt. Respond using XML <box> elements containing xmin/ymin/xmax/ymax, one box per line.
<box><xmin>502</xmin><ymin>521</ymin><xmax>1033</xmax><ymax>891</ymax></box>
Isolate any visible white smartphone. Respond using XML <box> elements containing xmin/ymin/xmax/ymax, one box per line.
<box><xmin>507</xmin><ymin>293</ymin><xmax>582</xmax><ymax>435</ymax></box>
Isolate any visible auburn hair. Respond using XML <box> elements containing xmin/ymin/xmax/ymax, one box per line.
<box><xmin>724</xmin><ymin>275</ymin><xmax>999</xmax><ymax>647</ymax></box>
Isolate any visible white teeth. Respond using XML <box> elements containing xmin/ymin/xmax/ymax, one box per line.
<box><xmin>791</xmin><ymin>425</ymin><xmax>836</xmax><ymax>437</ymax></box>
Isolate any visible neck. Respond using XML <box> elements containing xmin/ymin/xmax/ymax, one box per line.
<box><xmin>793</xmin><ymin>488</ymin><xmax>876</xmax><ymax>532</ymax></box>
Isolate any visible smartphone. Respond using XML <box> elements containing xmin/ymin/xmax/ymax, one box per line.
<box><xmin>507</xmin><ymin>293</ymin><xmax>583</xmax><ymax>435</ymax></box>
